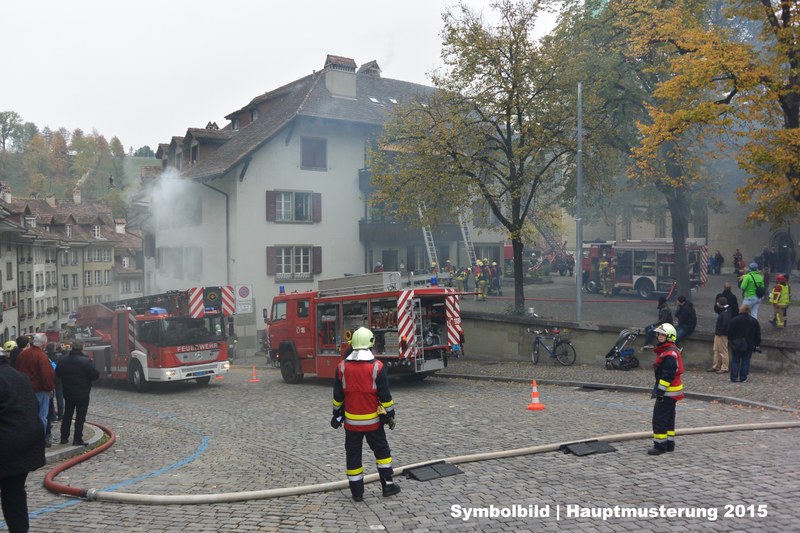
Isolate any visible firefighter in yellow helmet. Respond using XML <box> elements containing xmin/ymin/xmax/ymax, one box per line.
<box><xmin>331</xmin><ymin>327</ymin><xmax>399</xmax><ymax>501</ymax></box>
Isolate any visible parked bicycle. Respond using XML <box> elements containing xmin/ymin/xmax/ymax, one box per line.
<box><xmin>527</xmin><ymin>327</ymin><xmax>577</xmax><ymax>366</ymax></box>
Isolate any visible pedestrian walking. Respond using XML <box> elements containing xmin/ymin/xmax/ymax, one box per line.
<box><xmin>56</xmin><ymin>340</ymin><xmax>99</xmax><ymax>446</ymax></box>
<box><xmin>740</xmin><ymin>263</ymin><xmax>766</xmax><ymax>319</ymax></box>
<box><xmin>674</xmin><ymin>296</ymin><xmax>696</xmax><ymax>346</ymax></box>
<box><xmin>708</xmin><ymin>296</ymin><xmax>733</xmax><ymax>374</ymax></box>
<box><xmin>14</xmin><ymin>333</ymin><xmax>55</xmax><ymax>439</ymax></box>
<box><xmin>331</xmin><ymin>327</ymin><xmax>400</xmax><ymax>501</ymax></box>
<box><xmin>647</xmin><ymin>323</ymin><xmax>684</xmax><ymax>455</ymax></box>
<box><xmin>0</xmin><ymin>346</ymin><xmax>46</xmax><ymax>533</ymax></box>
<box><xmin>727</xmin><ymin>304</ymin><xmax>761</xmax><ymax>383</ymax></box>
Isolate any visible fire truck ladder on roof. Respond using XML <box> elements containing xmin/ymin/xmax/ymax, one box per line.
<box><xmin>458</xmin><ymin>214</ymin><xmax>478</xmax><ymax>266</ymax></box>
<box><xmin>418</xmin><ymin>206</ymin><xmax>440</xmax><ymax>269</ymax></box>
<box><xmin>532</xmin><ymin>216</ymin><xmax>566</xmax><ymax>254</ymax></box>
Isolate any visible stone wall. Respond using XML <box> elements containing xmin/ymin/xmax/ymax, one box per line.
<box><xmin>461</xmin><ymin>311</ymin><xmax>800</xmax><ymax>374</ymax></box>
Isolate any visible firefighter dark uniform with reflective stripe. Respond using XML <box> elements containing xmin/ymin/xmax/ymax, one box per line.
<box><xmin>332</xmin><ymin>327</ymin><xmax>400</xmax><ymax>501</ymax></box>
<box><xmin>648</xmin><ymin>323</ymin><xmax>684</xmax><ymax>455</ymax></box>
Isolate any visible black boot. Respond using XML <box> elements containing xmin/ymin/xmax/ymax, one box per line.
<box><xmin>647</xmin><ymin>445</ymin><xmax>667</xmax><ymax>456</ymax></box>
<box><xmin>666</xmin><ymin>441</ymin><xmax>675</xmax><ymax>452</ymax></box>
<box><xmin>382</xmin><ymin>482</ymin><xmax>401</xmax><ymax>497</ymax></box>
<box><xmin>349</xmin><ymin>480</ymin><xmax>364</xmax><ymax>502</ymax></box>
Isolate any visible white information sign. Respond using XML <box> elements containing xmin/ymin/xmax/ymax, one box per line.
<box><xmin>235</xmin><ymin>284</ymin><xmax>253</xmax><ymax>314</ymax></box>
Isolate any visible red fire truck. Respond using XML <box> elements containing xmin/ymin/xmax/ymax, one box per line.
<box><xmin>75</xmin><ymin>286</ymin><xmax>235</xmax><ymax>392</ymax></box>
<box><xmin>583</xmin><ymin>239</ymin><xmax>707</xmax><ymax>298</ymax></box>
<box><xmin>267</xmin><ymin>272</ymin><xmax>464</xmax><ymax>384</ymax></box>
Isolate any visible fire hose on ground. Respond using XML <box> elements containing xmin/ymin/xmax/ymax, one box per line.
<box><xmin>44</xmin><ymin>420</ymin><xmax>800</xmax><ymax>505</ymax></box>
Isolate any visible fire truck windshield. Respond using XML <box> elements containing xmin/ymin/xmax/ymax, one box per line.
<box><xmin>139</xmin><ymin>316</ymin><xmax>227</xmax><ymax>347</ymax></box>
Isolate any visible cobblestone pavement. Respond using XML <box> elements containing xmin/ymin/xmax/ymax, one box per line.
<box><xmin>15</xmin><ymin>358</ymin><xmax>800</xmax><ymax>532</ymax></box>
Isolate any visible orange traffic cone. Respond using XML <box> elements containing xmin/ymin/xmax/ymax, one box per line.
<box><xmin>527</xmin><ymin>379</ymin><xmax>545</xmax><ymax>411</ymax></box>
<box><xmin>248</xmin><ymin>365</ymin><xmax>260</xmax><ymax>383</ymax></box>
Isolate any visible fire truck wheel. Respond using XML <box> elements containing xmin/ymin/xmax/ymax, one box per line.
<box><xmin>280</xmin><ymin>355</ymin><xmax>304</xmax><ymax>384</ymax></box>
<box><xmin>196</xmin><ymin>376</ymin><xmax>212</xmax><ymax>386</ymax></box>
<box><xmin>635</xmin><ymin>279</ymin><xmax>655</xmax><ymax>299</ymax></box>
<box><xmin>129</xmin><ymin>362</ymin><xmax>148</xmax><ymax>393</ymax></box>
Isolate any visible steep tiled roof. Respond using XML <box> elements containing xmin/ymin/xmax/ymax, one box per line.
<box><xmin>185</xmin><ymin>128</ymin><xmax>235</xmax><ymax>142</ymax></box>
<box><xmin>181</xmin><ymin>57</ymin><xmax>434</xmax><ymax>181</ymax></box>
<box><xmin>0</xmin><ymin>196</ymin><xmax>119</xmax><ymax>245</ymax></box>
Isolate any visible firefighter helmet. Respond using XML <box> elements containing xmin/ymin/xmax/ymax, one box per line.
<box><xmin>351</xmin><ymin>327</ymin><xmax>375</xmax><ymax>350</ymax></box>
<box><xmin>3</xmin><ymin>340</ymin><xmax>16</xmax><ymax>352</ymax></box>
<box><xmin>653</xmin><ymin>323</ymin><xmax>677</xmax><ymax>343</ymax></box>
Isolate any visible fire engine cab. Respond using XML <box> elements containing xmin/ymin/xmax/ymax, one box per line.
<box><xmin>583</xmin><ymin>239</ymin><xmax>707</xmax><ymax>298</ymax></box>
<box><xmin>75</xmin><ymin>286</ymin><xmax>235</xmax><ymax>392</ymax></box>
<box><xmin>267</xmin><ymin>272</ymin><xmax>464</xmax><ymax>384</ymax></box>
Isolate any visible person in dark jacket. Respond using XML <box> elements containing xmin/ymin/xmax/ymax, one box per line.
<box><xmin>714</xmin><ymin>282</ymin><xmax>739</xmax><ymax>318</ymax></box>
<box><xmin>708</xmin><ymin>296</ymin><xmax>733</xmax><ymax>373</ymax></box>
<box><xmin>642</xmin><ymin>296</ymin><xmax>674</xmax><ymax>348</ymax></box>
<box><xmin>727</xmin><ymin>304</ymin><xmax>762</xmax><ymax>383</ymax></box>
<box><xmin>674</xmin><ymin>296</ymin><xmax>697</xmax><ymax>346</ymax></box>
<box><xmin>0</xmin><ymin>347</ymin><xmax>46</xmax><ymax>533</ymax></box>
<box><xmin>56</xmin><ymin>340</ymin><xmax>99</xmax><ymax>446</ymax></box>
<box><xmin>8</xmin><ymin>335</ymin><xmax>30</xmax><ymax>369</ymax></box>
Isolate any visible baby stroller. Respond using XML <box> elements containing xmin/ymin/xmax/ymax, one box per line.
<box><xmin>605</xmin><ymin>328</ymin><xmax>641</xmax><ymax>371</ymax></box>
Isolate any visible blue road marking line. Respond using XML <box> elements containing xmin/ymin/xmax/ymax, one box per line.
<box><xmin>15</xmin><ymin>397</ymin><xmax>209</xmax><ymax>526</ymax></box>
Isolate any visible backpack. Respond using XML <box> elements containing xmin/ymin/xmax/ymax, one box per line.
<box><xmin>750</xmin><ymin>273</ymin><xmax>766</xmax><ymax>298</ymax></box>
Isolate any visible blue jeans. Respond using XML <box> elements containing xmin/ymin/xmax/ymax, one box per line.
<box><xmin>729</xmin><ymin>350</ymin><xmax>752</xmax><ymax>382</ymax></box>
<box><xmin>35</xmin><ymin>391</ymin><xmax>50</xmax><ymax>434</ymax></box>
<box><xmin>675</xmin><ymin>327</ymin><xmax>692</xmax><ymax>346</ymax></box>
<box><xmin>743</xmin><ymin>296</ymin><xmax>761</xmax><ymax>319</ymax></box>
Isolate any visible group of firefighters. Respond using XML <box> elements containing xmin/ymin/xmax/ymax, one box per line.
<box><xmin>450</xmin><ymin>259</ymin><xmax>502</xmax><ymax>301</ymax></box>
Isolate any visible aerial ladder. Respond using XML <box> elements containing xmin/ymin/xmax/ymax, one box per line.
<box><xmin>531</xmin><ymin>216</ymin><xmax>567</xmax><ymax>255</ymax></box>
<box><xmin>458</xmin><ymin>214</ymin><xmax>478</xmax><ymax>266</ymax></box>
<box><xmin>418</xmin><ymin>206</ymin><xmax>440</xmax><ymax>269</ymax></box>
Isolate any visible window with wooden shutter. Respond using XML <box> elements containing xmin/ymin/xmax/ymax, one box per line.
<box><xmin>313</xmin><ymin>247</ymin><xmax>322</xmax><ymax>274</ymax></box>
<box><xmin>266</xmin><ymin>191</ymin><xmax>277</xmax><ymax>221</ymax></box>
<box><xmin>266</xmin><ymin>246</ymin><xmax>276</xmax><ymax>275</ymax></box>
<box><xmin>312</xmin><ymin>193</ymin><xmax>322</xmax><ymax>222</ymax></box>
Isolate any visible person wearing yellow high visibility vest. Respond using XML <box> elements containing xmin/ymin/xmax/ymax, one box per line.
<box><xmin>331</xmin><ymin>327</ymin><xmax>399</xmax><ymax>502</ymax></box>
<box><xmin>769</xmin><ymin>274</ymin><xmax>791</xmax><ymax>328</ymax></box>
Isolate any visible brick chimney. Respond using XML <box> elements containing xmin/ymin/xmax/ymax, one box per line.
<box><xmin>324</xmin><ymin>54</ymin><xmax>357</xmax><ymax>100</ymax></box>
<box><xmin>72</xmin><ymin>187</ymin><xmax>81</xmax><ymax>204</ymax></box>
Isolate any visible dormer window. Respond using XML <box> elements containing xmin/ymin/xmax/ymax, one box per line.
<box><xmin>232</xmin><ymin>118</ymin><xmax>239</xmax><ymax>130</ymax></box>
<box><xmin>91</xmin><ymin>225</ymin><xmax>101</xmax><ymax>238</ymax></box>
<box><xmin>122</xmin><ymin>256</ymin><xmax>130</xmax><ymax>268</ymax></box>
<box><xmin>250</xmin><ymin>109</ymin><xmax>258</xmax><ymax>121</ymax></box>
<box><xmin>66</xmin><ymin>224</ymin><xmax>72</xmax><ymax>237</ymax></box>
<box><xmin>24</xmin><ymin>216</ymin><xmax>36</xmax><ymax>228</ymax></box>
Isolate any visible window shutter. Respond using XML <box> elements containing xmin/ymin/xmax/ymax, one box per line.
<box><xmin>312</xmin><ymin>193</ymin><xmax>322</xmax><ymax>222</ymax></box>
<box><xmin>266</xmin><ymin>247</ymin><xmax>276</xmax><ymax>275</ymax></box>
<box><xmin>266</xmin><ymin>191</ymin><xmax>276</xmax><ymax>221</ymax></box>
<box><xmin>312</xmin><ymin>247</ymin><xmax>322</xmax><ymax>274</ymax></box>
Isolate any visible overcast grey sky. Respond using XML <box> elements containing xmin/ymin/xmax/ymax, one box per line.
<box><xmin>3</xmin><ymin>1</ymin><xmax>557</xmax><ymax>152</ymax></box>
